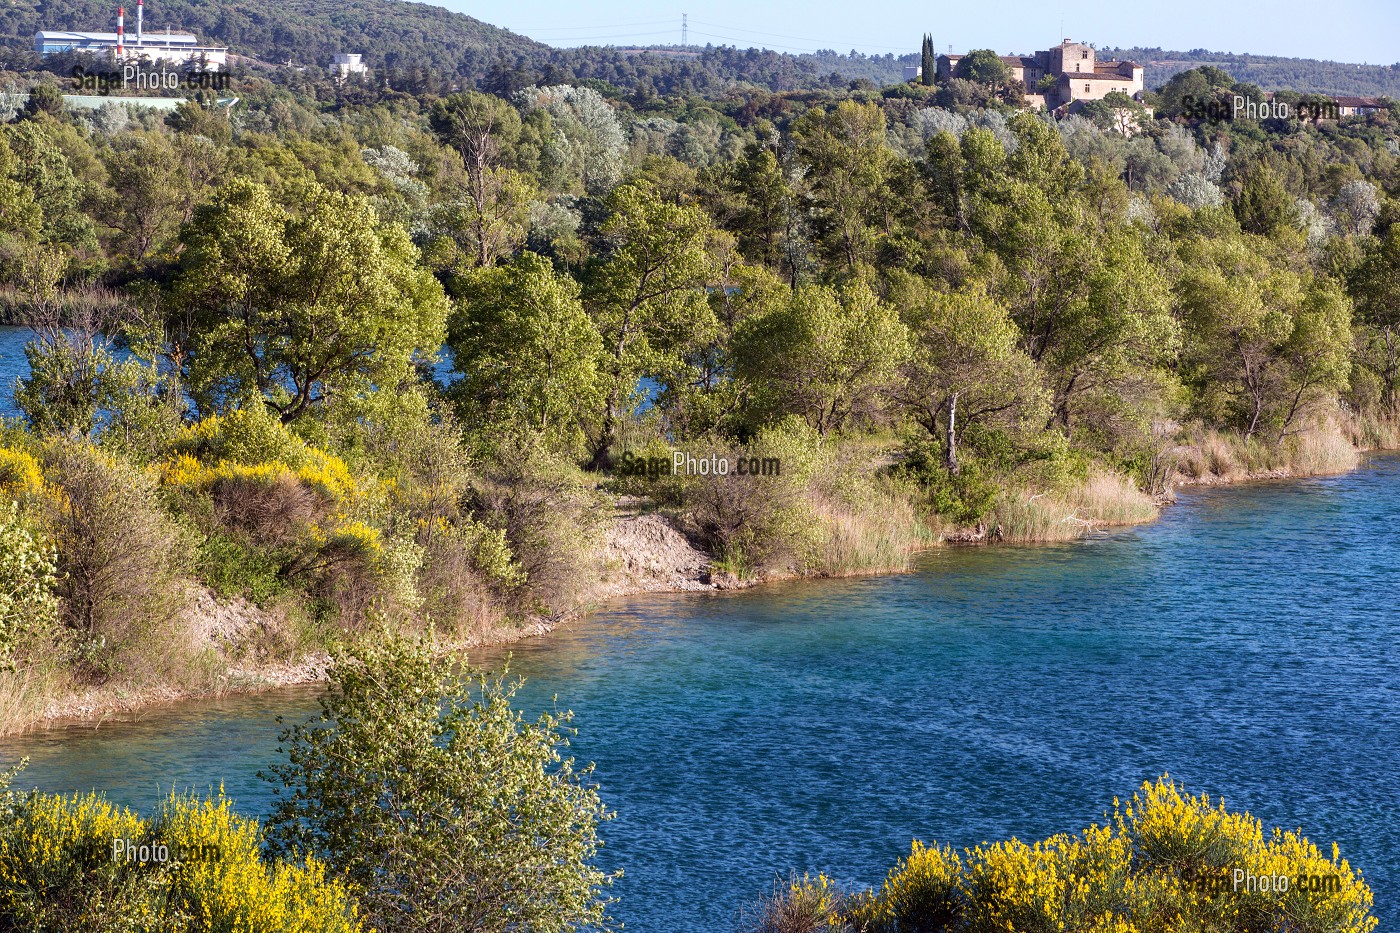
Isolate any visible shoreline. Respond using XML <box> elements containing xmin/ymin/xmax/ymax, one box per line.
<box><xmin>12</xmin><ymin>445</ymin><xmax>1395</xmax><ymax>737</ymax></box>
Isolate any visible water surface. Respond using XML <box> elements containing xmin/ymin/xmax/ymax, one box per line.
<box><xmin>3</xmin><ymin>457</ymin><xmax>1397</xmax><ymax>931</ymax></box>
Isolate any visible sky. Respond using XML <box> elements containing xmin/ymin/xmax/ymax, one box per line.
<box><xmin>442</xmin><ymin>0</ymin><xmax>1400</xmax><ymax>66</ymax></box>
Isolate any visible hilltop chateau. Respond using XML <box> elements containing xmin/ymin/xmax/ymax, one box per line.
<box><xmin>935</xmin><ymin>39</ymin><xmax>1145</xmax><ymax>112</ymax></box>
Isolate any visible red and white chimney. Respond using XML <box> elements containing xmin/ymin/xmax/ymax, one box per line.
<box><xmin>116</xmin><ymin>6</ymin><xmax>124</xmax><ymax>56</ymax></box>
<box><xmin>136</xmin><ymin>0</ymin><xmax>143</xmax><ymax>45</ymax></box>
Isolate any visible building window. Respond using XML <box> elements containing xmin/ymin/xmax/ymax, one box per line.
<box><xmin>1082</xmin><ymin>50</ymin><xmax>1089</xmax><ymax>58</ymax></box>
<box><xmin>1085</xmin><ymin>84</ymin><xmax>1091</xmax><ymax>93</ymax></box>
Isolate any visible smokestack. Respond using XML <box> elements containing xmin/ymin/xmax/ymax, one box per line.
<box><xmin>137</xmin><ymin>0</ymin><xmax>143</xmax><ymax>45</ymax></box>
<box><xmin>116</xmin><ymin>6</ymin><xmax>124</xmax><ymax>56</ymax></box>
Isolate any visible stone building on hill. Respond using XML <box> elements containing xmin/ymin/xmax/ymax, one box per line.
<box><xmin>937</xmin><ymin>39</ymin><xmax>1144</xmax><ymax>111</ymax></box>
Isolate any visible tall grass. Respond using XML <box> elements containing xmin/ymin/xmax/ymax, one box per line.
<box><xmin>0</xmin><ymin>666</ymin><xmax>67</xmax><ymax>736</ymax></box>
<box><xmin>988</xmin><ymin>471</ymin><xmax>1158</xmax><ymax>543</ymax></box>
<box><xmin>811</xmin><ymin>479</ymin><xmax>933</xmax><ymax>576</ymax></box>
<box><xmin>1174</xmin><ymin>422</ymin><xmax>1361</xmax><ymax>484</ymax></box>
<box><xmin>1341</xmin><ymin>409</ymin><xmax>1400</xmax><ymax>452</ymax></box>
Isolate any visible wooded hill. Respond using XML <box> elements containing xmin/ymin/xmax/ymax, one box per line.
<box><xmin>1103</xmin><ymin>47</ymin><xmax>1400</xmax><ymax>98</ymax></box>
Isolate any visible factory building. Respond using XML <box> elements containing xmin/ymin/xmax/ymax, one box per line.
<box><xmin>34</xmin><ymin>0</ymin><xmax>228</xmax><ymax>70</ymax></box>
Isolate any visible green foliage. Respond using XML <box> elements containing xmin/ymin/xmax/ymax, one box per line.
<box><xmin>585</xmin><ymin>179</ymin><xmax>724</xmax><ymax>464</ymax></box>
<box><xmin>758</xmin><ymin>775</ymin><xmax>1376</xmax><ymax>933</ymax></box>
<box><xmin>449</xmin><ymin>251</ymin><xmax>602</xmax><ymax>445</ymax></box>
<box><xmin>0</xmin><ymin>780</ymin><xmax>362</xmax><ymax>932</ymax></box>
<box><xmin>175</xmin><ymin>179</ymin><xmax>449</xmax><ymax>422</ymax></box>
<box><xmin>676</xmin><ymin>418</ymin><xmax>827</xmax><ymax>576</ymax></box>
<box><xmin>733</xmin><ymin>279</ymin><xmax>910</xmax><ymax>435</ymax></box>
<box><xmin>791</xmin><ymin>101</ymin><xmax>892</xmax><ymax>269</ymax></box>
<box><xmin>953</xmin><ymin>50</ymin><xmax>1010</xmax><ymax>88</ymax></box>
<box><xmin>1234</xmin><ymin>162</ymin><xmax>1297</xmax><ymax>238</ymax></box>
<box><xmin>920</xmin><ymin>35</ymin><xmax>937</xmax><ymax>88</ymax></box>
<box><xmin>198</xmin><ymin>531</ymin><xmax>288</xmax><ymax>605</ymax></box>
<box><xmin>263</xmin><ymin>634</ymin><xmax>615</xmax><ymax>933</ymax></box>
<box><xmin>0</xmin><ymin>501</ymin><xmax>59</xmax><ymax>671</ymax></box>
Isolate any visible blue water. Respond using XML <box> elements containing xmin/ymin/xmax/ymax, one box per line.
<box><xmin>2</xmin><ymin>449</ymin><xmax>1398</xmax><ymax>930</ymax></box>
<box><xmin>0</xmin><ymin>325</ymin><xmax>31</xmax><ymax>418</ymax></box>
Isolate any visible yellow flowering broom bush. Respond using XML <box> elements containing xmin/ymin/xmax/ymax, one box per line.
<box><xmin>0</xmin><ymin>777</ymin><xmax>361</xmax><ymax>933</ymax></box>
<box><xmin>157</xmin><ymin>406</ymin><xmax>423</xmax><ymax>627</ymax></box>
<box><xmin>767</xmin><ymin>775</ymin><xmax>1375</xmax><ymax>933</ymax></box>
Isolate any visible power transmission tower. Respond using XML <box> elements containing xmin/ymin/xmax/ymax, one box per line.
<box><xmin>682</xmin><ymin>14</ymin><xmax>688</xmax><ymax>47</ymax></box>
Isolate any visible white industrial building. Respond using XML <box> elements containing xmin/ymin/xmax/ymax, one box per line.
<box><xmin>333</xmin><ymin>53</ymin><xmax>369</xmax><ymax>80</ymax></box>
<box><xmin>34</xmin><ymin>0</ymin><xmax>227</xmax><ymax>69</ymax></box>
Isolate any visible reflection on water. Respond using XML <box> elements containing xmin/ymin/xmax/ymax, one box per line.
<box><xmin>3</xmin><ymin>457</ymin><xmax>1399</xmax><ymax>932</ymax></box>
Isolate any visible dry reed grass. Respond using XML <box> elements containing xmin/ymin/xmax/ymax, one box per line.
<box><xmin>989</xmin><ymin>471</ymin><xmax>1158</xmax><ymax>543</ymax></box>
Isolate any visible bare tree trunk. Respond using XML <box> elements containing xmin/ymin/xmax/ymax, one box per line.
<box><xmin>946</xmin><ymin>391</ymin><xmax>960</xmax><ymax>476</ymax></box>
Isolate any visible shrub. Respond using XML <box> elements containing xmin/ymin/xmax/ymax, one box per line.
<box><xmin>847</xmin><ymin>842</ymin><xmax>962</xmax><ymax>933</ymax></box>
<box><xmin>197</xmin><ymin>531</ymin><xmax>289</xmax><ymax>605</ymax></box>
<box><xmin>0</xmin><ymin>501</ymin><xmax>60</xmax><ymax>671</ymax></box>
<box><xmin>472</xmin><ymin>434</ymin><xmax>602</xmax><ymax>617</ymax></box>
<box><xmin>41</xmin><ymin>439</ymin><xmax>197</xmax><ymax>684</ymax></box>
<box><xmin>263</xmin><ymin>634</ymin><xmax>616</xmax><ymax>933</ymax></box>
<box><xmin>742</xmin><ymin>875</ymin><xmax>847</xmax><ymax>933</ymax></box>
<box><xmin>0</xmin><ymin>447</ymin><xmax>46</xmax><ymax>503</ymax></box>
<box><xmin>0</xmin><ymin>776</ymin><xmax>362</xmax><ymax>932</ymax></box>
<box><xmin>676</xmin><ymin>419</ymin><xmax>825</xmax><ymax>577</ymax></box>
<box><xmin>416</xmin><ymin>518</ymin><xmax>524</xmax><ymax>637</ymax></box>
<box><xmin>749</xmin><ymin>775</ymin><xmax>1377</xmax><ymax>933</ymax></box>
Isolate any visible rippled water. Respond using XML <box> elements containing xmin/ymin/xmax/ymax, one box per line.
<box><xmin>2</xmin><ymin>453</ymin><xmax>1397</xmax><ymax>930</ymax></box>
<box><xmin>0</xmin><ymin>325</ymin><xmax>31</xmax><ymax>418</ymax></box>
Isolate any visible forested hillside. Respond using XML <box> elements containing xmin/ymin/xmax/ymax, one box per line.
<box><xmin>11</xmin><ymin>0</ymin><xmax>1400</xmax><ymax>98</ymax></box>
<box><xmin>0</xmin><ymin>0</ymin><xmax>544</xmax><ymax>74</ymax></box>
<box><xmin>1105</xmin><ymin>47</ymin><xmax>1400</xmax><ymax>97</ymax></box>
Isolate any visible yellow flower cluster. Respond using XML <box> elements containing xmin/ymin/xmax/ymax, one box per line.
<box><xmin>800</xmin><ymin>775</ymin><xmax>1376</xmax><ymax>933</ymax></box>
<box><xmin>0</xmin><ymin>446</ymin><xmax>65</xmax><ymax>511</ymax></box>
<box><xmin>319</xmin><ymin>520</ymin><xmax>384</xmax><ymax>555</ymax></box>
<box><xmin>161</xmin><ymin>450</ymin><xmax>358</xmax><ymax>504</ymax></box>
<box><xmin>0</xmin><ymin>790</ymin><xmax>362</xmax><ymax>932</ymax></box>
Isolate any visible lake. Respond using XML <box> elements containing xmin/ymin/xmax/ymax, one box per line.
<box><xmin>2</xmin><ymin>454</ymin><xmax>1396</xmax><ymax>930</ymax></box>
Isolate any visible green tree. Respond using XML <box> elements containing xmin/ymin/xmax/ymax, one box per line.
<box><xmin>0</xmin><ymin>135</ymin><xmax>42</xmax><ymax>283</ymax></box>
<box><xmin>175</xmin><ymin>180</ymin><xmax>449</xmax><ymax>422</ymax></box>
<box><xmin>1348</xmin><ymin>226</ymin><xmax>1400</xmax><ymax>410</ymax></box>
<box><xmin>791</xmin><ymin>100</ymin><xmax>892</xmax><ymax>270</ymax></box>
<box><xmin>894</xmin><ymin>281</ymin><xmax>1047</xmax><ymax>474</ymax></box>
<box><xmin>1179</xmin><ymin>235</ymin><xmax>1350</xmax><ymax>439</ymax></box>
<box><xmin>1045</xmin><ymin>229</ymin><xmax>1178</xmax><ymax>430</ymax></box>
<box><xmin>448</xmin><ymin>251</ymin><xmax>603</xmax><ymax>440</ymax></box>
<box><xmin>1234</xmin><ymin>161</ymin><xmax>1295</xmax><ymax>238</ymax></box>
<box><xmin>584</xmin><ymin>181</ymin><xmax>725</xmax><ymax>466</ymax></box>
<box><xmin>953</xmin><ymin>49</ymin><xmax>1009</xmax><ymax>90</ymax></box>
<box><xmin>20</xmin><ymin>82</ymin><xmax>63</xmax><ymax>120</ymax></box>
<box><xmin>264</xmin><ymin>634</ymin><xmax>616</xmax><ymax>933</ymax></box>
<box><xmin>733</xmin><ymin>279</ymin><xmax>910</xmax><ymax>434</ymax></box>
<box><xmin>428</xmin><ymin>91</ymin><xmax>523</xmax><ymax>183</ymax></box>
<box><xmin>420</xmin><ymin>167</ymin><xmax>535</xmax><ymax>270</ymax></box>
<box><xmin>722</xmin><ymin>140</ymin><xmax>802</xmax><ymax>279</ymax></box>
<box><xmin>1080</xmin><ymin>91</ymin><xmax>1147</xmax><ymax>135</ymax></box>
<box><xmin>920</xmin><ymin>34</ymin><xmax>936</xmax><ymax>87</ymax></box>
<box><xmin>96</xmin><ymin>132</ymin><xmax>227</xmax><ymax>265</ymax></box>
<box><xmin>1</xmin><ymin>121</ymin><xmax>97</xmax><ymax>256</ymax></box>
